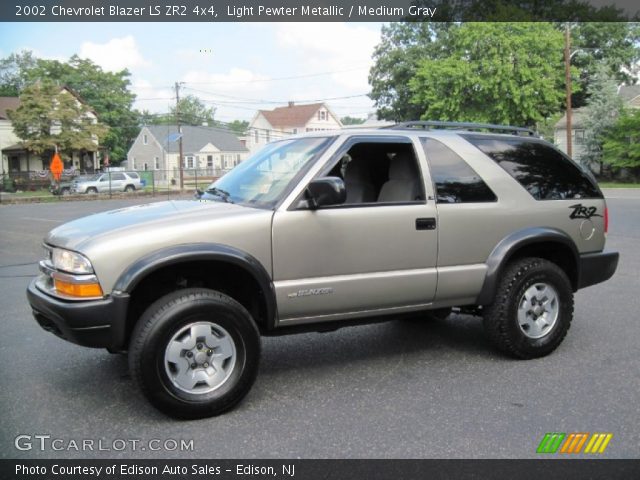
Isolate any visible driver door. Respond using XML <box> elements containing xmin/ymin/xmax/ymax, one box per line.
<box><xmin>271</xmin><ymin>136</ymin><xmax>438</xmax><ymax>326</ymax></box>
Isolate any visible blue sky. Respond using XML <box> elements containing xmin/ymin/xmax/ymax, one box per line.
<box><xmin>0</xmin><ymin>22</ymin><xmax>383</xmax><ymax>121</ymax></box>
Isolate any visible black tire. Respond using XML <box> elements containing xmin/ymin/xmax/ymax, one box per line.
<box><xmin>61</xmin><ymin>187</ymin><xmax>70</xmax><ymax>196</ymax></box>
<box><xmin>86</xmin><ymin>187</ymin><xmax>98</xmax><ymax>194</ymax></box>
<box><xmin>482</xmin><ymin>257</ymin><xmax>573</xmax><ymax>359</ymax></box>
<box><xmin>129</xmin><ymin>288</ymin><xmax>261</xmax><ymax>419</ymax></box>
<box><xmin>124</xmin><ymin>184</ymin><xmax>135</xmax><ymax>192</ymax></box>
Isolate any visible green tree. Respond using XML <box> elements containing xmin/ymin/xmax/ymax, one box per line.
<box><xmin>23</xmin><ymin>55</ymin><xmax>138</xmax><ymax>162</ymax></box>
<box><xmin>0</xmin><ymin>51</ymin><xmax>37</xmax><ymax>96</ymax></box>
<box><xmin>581</xmin><ymin>64</ymin><xmax>624</xmax><ymax>172</ymax></box>
<box><xmin>571</xmin><ymin>22</ymin><xmax>640</xmax><ymax>108</ymax></box>
<box><xmin>408</xmin><ymin>23</ymin><xmax>566</xmax><ymax>126</ymax></box>
<box><xmin>369</xmin><ymin>23</ymin><xmax>454</xmax><ymax>121</ymax></box>
<box><xmin>170</xmin><ymin>95</ymin><xmax>216</xmax><ymax>126</ymax></box>
<box><xmin>368</xmin><ymin>20</ymin><xmax>639</xmax><ymax>121</ymax></box>
<box><xmin>7</xmin><ymin>82</ymin><xmax>108</xmax><ymax>161</ymax></box>
<box><xmin>602</xmin><ymin>109</ymin><xmax>640</xmax><ymax>173</ymax></box>
<box><xmin>340</xmin><ymin>116</ymin><xmax>366</xmax><ymax>125</ymax></box>
<box><xmin>225</xmin><ymin>120</ymin><xmax>249</xmax><ymax>134</ymax></box>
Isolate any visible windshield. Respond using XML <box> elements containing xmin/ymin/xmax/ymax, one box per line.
<box><xmin>205</xmin><ymin>136</ymin><xmax>335</xmax><ymax>208</ymax></box>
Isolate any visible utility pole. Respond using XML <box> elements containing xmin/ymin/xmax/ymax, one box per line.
<box><xmin>175</xmin><ymin>81</ymin><xmax>184</xmax><ymax>190</ymax></box>
<box><xmin>564</xmin><ymin>24</ymin><xmax>573</xmax><ymax>158</ymax></box>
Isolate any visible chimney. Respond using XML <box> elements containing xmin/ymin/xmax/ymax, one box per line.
<box><xmin>288</xmin><ymin>101</ymin><xmax>294</xmax><ymax>107</ymax></box>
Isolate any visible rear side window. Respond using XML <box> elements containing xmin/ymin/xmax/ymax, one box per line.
<box><xmin>421</xmin><ymin>137</ymin><xmax>496</xmax><ymax>204</ymax></box>
<box><xmin>464</xmin><ymin>135</ymin><xmax>602</xmax><ymax>200</ymax></box>
<box><xmin>111</xmin><ymin>173</ymin><xmax>126</xmax><ymax>181</ymax></box>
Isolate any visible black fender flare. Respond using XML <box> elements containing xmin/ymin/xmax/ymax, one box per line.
<box><xmin>475</xmin><ymin>227</ymin><xmax>579</xmax><ymax>305</ymax></box>
<box><xmin>113</xmin><ymin>243</ymin><xmax>277</xmax><ymax>330</ymax></box>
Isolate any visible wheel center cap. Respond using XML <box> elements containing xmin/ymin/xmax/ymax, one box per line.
<box><xmin>533</xmin><ymin>305</ymin><xmax>544</xmax><ymax>317</ymax></box>
<box><xmin>194</xmin><ymin>351</ymin><xmax>208</xmax><ymax>364</ymax></box>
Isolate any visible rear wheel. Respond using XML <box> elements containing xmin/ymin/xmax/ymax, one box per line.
<box><xmin>129</xmin><ymin>288</ymin><xmax>261</xmax><ymax>419</ymax></box>
<box><xmin>124</xmin><ymin>184</ymin><xmax>135</xmax><ymax>192</ymax></box>
<box><xmin>61</xmin><ymin>187</ymin><xmax>70</xmax><ymax>196</ymax></box>
<box><xmin>482</xmin><ymin>257</ymin><xmax>573</xmax><ymax>359</ymax></box>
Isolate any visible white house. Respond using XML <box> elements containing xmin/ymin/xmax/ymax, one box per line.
<box><xmin>246</xmin><ymin>102</ymin><xmax>342</xmax><ymax>153</ymax></box>
<box><xmin>127</xmin><ymin>125</ymin><xmax>249</xmax><ymax>183</ymax></box>
<box><xmin>1</xmin><ymin>88</ymin><xmax>100</xmax><ymax>176</ymax></box>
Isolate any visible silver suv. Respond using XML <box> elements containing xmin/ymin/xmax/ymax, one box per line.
<box><xmin>71</xmin><ymin>171</ymin><xmax>141</xmax><ymax>194</ymax></box>
<box><xmin>27</xmin><ymin>122</ymin><xmax>618</xmax><ymax>419</ymax></box>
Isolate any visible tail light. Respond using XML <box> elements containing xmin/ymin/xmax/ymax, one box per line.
<box><xmin>604</xmin><ymin>206</ymin><xmax>609</xmax><ymax>235</ymax></box>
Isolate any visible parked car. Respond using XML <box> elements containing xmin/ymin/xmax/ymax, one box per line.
<box><xmin>71</xmin><ymin>171</ymin><xmax>142</xmax><ymax>194</ymax></box>
<box><xmin>27</xmin><ymin>122</ymin><xmax>618</xmax><ymax>419</ymax></box>
<box><xmin>50</xmin><ymin>175</ymin><xmax>91</xmax><ymax>196</ymax></box>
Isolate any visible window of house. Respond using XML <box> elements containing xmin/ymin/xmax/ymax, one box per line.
<box><xmin>131</xmin><ymin>157</ymin><xmax>135</xmax><ymax>169</ymax></box>
<box><xmin>254</xmin><ymin>130</ymin><xmax>259</xmax><ymax>143</ymax></box>
<box><xmin>420</xmin><ymin>138</ymin><xmax>496</xmax><ymax>204</ymax></box>
<box><xmin>266</xmin><ymin>130</ymin><xmax>271</xmax><ymax>142</ymax></box>
<box><xmin>464</xmin><ymin>135</ymin><xmax>602</xmax><ymax>200</ymax></box>
<box><xmin>184</xmin><ymin>156</ymin><xmax>195</xmax><ymax>169</ymax></box>
<box><xmin>207</xmin><ymin>155</ymin><xmax>213</xmax><ymax>167</ymax></box>
<box><xmin>154</xmin><ymin>156</ymin><xmax>160</xmax><ymax>170</ymax></box>
<box><xmin>143</xmin><ymin>134</ymin><xmax>148</xmax><ymax>145</ymax></box>
<box><xmin>574</xmin><ymin>129</ymin><xmax>585</xmax><ymax>144</ymax></box>
<box><xmin>293</xmin><ymin>128</ymin><xmax>298</xmax><ymax>134</ymax></box>
<box><xmin>143</xmin><ymin>163</ymin><xmax>148</xmax><ymax>171</ymax></box>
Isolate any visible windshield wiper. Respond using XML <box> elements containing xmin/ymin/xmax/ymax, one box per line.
<box><xmin>206</xmin><ymin>187</ymin><xmax>233</xmax><ymax>203</ymax></box>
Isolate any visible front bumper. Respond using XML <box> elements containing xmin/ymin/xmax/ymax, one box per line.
<box><xmin>27</xmin><ymin>279</ymin><xmax>129</xmax><ymax>350</ymax></box>
<box><xmin>577</xmin><ymin>250</ymin><xmax>619</xmax><ymax>290</ymax></box>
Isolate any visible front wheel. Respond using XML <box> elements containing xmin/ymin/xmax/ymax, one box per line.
<box><xmin>129</xmin><ymin>288</ymin><xmax>261</xmax><ymax>419</ymax></box>
<box><xmin>482</xmin><ymin>257</ymin><xmax>573</xmax><ymax>359</ymax></box>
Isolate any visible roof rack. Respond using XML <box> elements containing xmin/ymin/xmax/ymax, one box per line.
<box><xmin>383</xmin><ymin>121</ymin><xmax>538</xmax><ymax>137</ymax></box>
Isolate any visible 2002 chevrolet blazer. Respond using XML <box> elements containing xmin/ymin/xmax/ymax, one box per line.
<box><xmin>27</xmin><ymin>121</ymin><xmax>619</xmax><ymax>418</ymax></box>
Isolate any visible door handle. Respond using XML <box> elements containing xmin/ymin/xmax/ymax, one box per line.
<box><xmin>416</xmin><ymin>217</ymin><xmax>436</xmax><ymax>230</ymax></box>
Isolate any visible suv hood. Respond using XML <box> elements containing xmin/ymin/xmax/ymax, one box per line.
<box><xmin>47</xmin><ymin>200</ymin><xmax>268</xmax><ymax>251</ymax></box>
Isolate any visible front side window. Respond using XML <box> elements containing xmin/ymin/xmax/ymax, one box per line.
<box><xmin>464</xmin><ymin>135</ymin><xmax>602</xmax><ymax>200</ymax></box>
<box><xmin>421</xmin><ymin>138</ymin><xmax>496</xmax><ymax>204</ymax></box>
<box><xmin>205</xmin><ymin>136</ymin><xmax>335</xmax><ymax>209</ymax></box>
<box><xmin>313</xmin><ymin>139</ymin><xmax>425</xmax><ymax>206</ymax></box>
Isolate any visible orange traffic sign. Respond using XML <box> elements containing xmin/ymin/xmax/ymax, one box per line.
<box><xmin>50</xmin><ymin>152</ymin><xmax>64</xmax><ymax>181</ymax></box>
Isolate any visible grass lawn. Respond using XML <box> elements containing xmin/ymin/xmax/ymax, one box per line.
<box><xmin>598</xmin><ymin>182</ymin><xmax>640</xmax><ymax>188</ymax></box>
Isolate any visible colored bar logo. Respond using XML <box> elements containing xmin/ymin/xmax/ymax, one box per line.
<box><xmin>537</xmin><ymin>432</ymin><xmax>613</xmax><ymax>454</ymax></box>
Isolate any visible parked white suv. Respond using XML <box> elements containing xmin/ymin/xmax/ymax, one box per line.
<box><xmin>71</xmin><ymin>171</ymin><xmax>142</xmax><ymax>194</ymax></box>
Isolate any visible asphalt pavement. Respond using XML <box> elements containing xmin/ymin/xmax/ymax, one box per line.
<box><xmin>0</xmin><ymin>191</ymin><xmax>638</xmax><ymax>459</ymax></box>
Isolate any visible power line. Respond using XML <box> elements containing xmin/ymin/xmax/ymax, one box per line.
<box><xmin>181</xmin><ymin>86</ymin><xmax>368</xmax><ymax>104</ymax></box>
<box><xmin>181</xmin><ymin>65</ymin><xmax>370</xmax><ymax>85</ymax></box>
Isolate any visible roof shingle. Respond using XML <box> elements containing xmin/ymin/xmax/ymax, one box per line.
<box><xmin>145</xmin><ymin>125</ymin><xmax>247</xmax><ymax>153</ymax></box>
<box><xmin>0</xmin><ymin>97</ymin><xmax>20</xmax><ymax>120</ymax></box>
<box><xmin>259</xmin><ymin>103</ymin><xmax>325</xmax><ymax>128</ymax></box>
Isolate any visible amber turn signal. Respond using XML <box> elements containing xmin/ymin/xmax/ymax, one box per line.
<box><xmin>54</xmin><ymin>279</ymin><xmax>103</xmax><ymax>298</ymax></box>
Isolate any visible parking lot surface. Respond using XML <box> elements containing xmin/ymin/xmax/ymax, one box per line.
<box><xmin>0</xmin><ymin>192</ymin><xmax>638</xmax><ymax>458</ymax></box>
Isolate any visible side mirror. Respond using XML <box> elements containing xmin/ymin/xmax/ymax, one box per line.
<box><xmin>305</xmin><ymin>176</ymin><xmax>346</xmax><ymax>209</ymax></box>
<box><xmin>194</xmin><ymin>188</ymin><xmax>204</xmax><ymax>199</ymax></box>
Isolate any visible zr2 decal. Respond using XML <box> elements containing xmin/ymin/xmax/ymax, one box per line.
<box><xmin>569</xmin><ymin>204</ymin><xmax>602</xmax><ymax>220</ymax></box>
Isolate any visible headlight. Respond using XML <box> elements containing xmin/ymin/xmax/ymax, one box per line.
<box><xmin>51</xmin><ymin>248</ymin><xmax>94</xmax><ymax>274</ymax></box>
